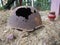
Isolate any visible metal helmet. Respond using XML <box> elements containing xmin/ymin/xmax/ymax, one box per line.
<box><xmin>7</xmin><ymin>6</ymin><xmax>42</xmax><ymax>31</ymax></box>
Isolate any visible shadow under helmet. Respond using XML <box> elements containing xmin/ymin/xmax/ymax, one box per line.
<box><xmin>7</xmin><ymin>6</ymin><xmax>42</xmax><ymax>31</ymax></box>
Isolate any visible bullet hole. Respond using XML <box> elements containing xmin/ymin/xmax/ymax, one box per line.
<box><xmin>16</xmin><ymin>8</ymin><xmax>32</xmax><ymax>20</ymax></box>
<box><xmin>34</xmin><ymin>10</ymin><xmax>36</xmax><ymax>13</ymax></box>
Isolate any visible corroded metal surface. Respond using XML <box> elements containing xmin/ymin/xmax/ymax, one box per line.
<box><xmin>7</xmin><ymin>6</ymin><xmax>42</xmax><ymax>31</ymax></box>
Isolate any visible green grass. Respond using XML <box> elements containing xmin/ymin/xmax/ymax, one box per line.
<box><xmin>0</xmin><ymin>7</ymin><xmax>4</xmax><ymax>10</ymax></box>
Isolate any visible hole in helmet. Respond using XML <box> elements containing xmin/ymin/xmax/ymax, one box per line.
<box><xmin>34</xmin><ymin>10</ymin><xmax>36</xmax><ymax>13</ymax></box>
<box><xmin>16</xmin><ymin>8</ymin><xmax>32</xmax><ymax>20</ymax></box>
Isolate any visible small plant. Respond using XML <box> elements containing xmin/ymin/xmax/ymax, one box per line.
<box><xmin>0</xmin><ymin>7</ymin><xmax>4</xmax><ymax>10</ymax></box>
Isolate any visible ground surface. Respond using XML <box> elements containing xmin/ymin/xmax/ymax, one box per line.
<box><xmin>0</xmin><ymin>10</ymin><xmax>60</xmax><ymax>45</ymax></box>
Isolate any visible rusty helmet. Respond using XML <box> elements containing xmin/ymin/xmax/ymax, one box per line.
<box><xmin>7</xmin><ymin>6</ymin><xmax>42</xmax><ymax>31</ymax></box>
